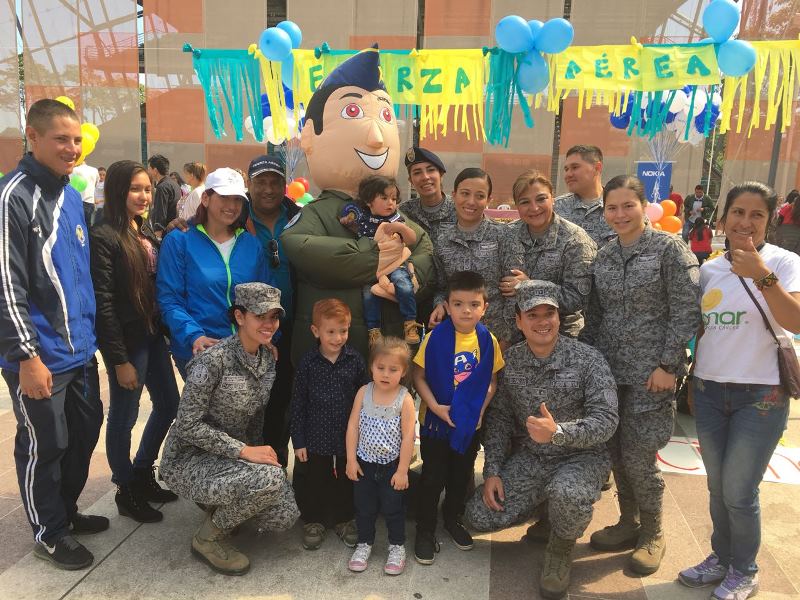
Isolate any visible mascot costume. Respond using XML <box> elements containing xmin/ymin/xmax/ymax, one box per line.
<box><xmin>281</xmin><ymin>45</ymin><xmax>434</xmax><ymax>361</ymax></box>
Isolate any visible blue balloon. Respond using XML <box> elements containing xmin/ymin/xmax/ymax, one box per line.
<box><xmin>534</xmin><ymin>18</ymin><xmax>574</xmax><ymax>54</ymax></box>
<box><xmin>276</xmin><ymin>20</ymin><xmax>302</xmax><ymax>49</ymax></box>
<box><xmin>282</xmin><ymin>53</ymin><xmax>295</xmax><ymax>89</ymax></box>
<box><xmin>718</xmin><ymin>39</ymin><xmax>756</xmax><ymax>76</ymax></box>
<box><xmin>527</xmin><ymin>19</ymin><xmax>544</xmax><ymax>43</ymax></box>
<box><xmin>260</xmin><ymin>85</ymin><xmax>294</xmax><ymax>118</ymax></box>
<box><xmin>496</xmin><ymin>15</ymin><xmax>535</xmax><ymax>54</ymax></box>
<box><xmin>702</xmin><ymin>0</ymin><xmax>740</xmax><ymax>43</ymax></box>
<box><xmin>258</xmin><ymin>27</ymin><xmax>292</xmax><ymax>62</ymax></box>
<box><xmin>610</xmin><ymin>112</ymin><xmax>631</xmax><ymax>129</ymax></box>
<box><xmin>665</xmin><ymin>111</ymin><xmax>677</xmax><ymax>124</ymax></box>
<box><xmin>516</xmin><ymin>50</ymin><xmax>549</xmax><ymax>94</ymax></box>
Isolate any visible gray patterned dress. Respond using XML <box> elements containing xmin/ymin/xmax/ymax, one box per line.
<box><xmin>160</xmin><ymin>335</ymin><xmax>300</xmax><ymax>531</ymax></box>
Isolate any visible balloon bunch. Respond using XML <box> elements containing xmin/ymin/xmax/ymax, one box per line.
<box><xmin>645</xmin><ymin>199</ymin><xmax>682</xmax><ymax>234</ymax></box>
<box><xmin>254</xmin><ymin>21</ymin><xmax>302</xmax><ymax>89</ymax></box>
<box><xmin>286</xmin><ymin>177</ymin><xmax>313</xmax><ymax>206</ymax></box>
<box><xmin>494</xmin><ymin>15</ymin><xmax>574</xmax><ymax>94</ymax></box>
<box><xmin>702</xmin><ymin>0</ymin><xmax>755</xmax><ymax>77</ymax></box>
<box><xmin>244</xmin><ymin>87</ymin><xmax>303</xmax><ymax>145</ymax></box>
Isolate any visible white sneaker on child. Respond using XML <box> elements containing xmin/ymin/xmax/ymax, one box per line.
<box><xmin>348</xmin><ymin>543</ymin><xmax>372</xmax><ymax>572</ymax></box>
<box><xmin>384</xmin><ymin>544</ymin><xmax>406</xmax><ymax>575</ymax></box>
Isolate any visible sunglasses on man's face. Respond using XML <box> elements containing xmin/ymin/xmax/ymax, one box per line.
<box><xmin>268</xmin><ymin>239</ymin><xmax>280</xmax><ymax>269</ymax></box>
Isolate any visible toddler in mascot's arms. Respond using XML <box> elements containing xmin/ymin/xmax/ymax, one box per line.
<box><xmin>340</xmin><ymin>174</ymin><xmax>421</xmax><ymax>346</ymax></box>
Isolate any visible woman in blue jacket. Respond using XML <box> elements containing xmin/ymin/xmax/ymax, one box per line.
<box><xmin>157</xmin><ymin>168</ymin><xmax>270</xmax><ymax>378</ymax></box>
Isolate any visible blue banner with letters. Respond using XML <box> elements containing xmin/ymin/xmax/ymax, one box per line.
<box><xmin>636</xmin><ymin>161</ymin><xmax>673</xmax><ymax>203</ymax></box>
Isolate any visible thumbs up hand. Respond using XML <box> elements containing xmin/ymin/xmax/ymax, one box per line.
<box><xmin>526</xmin><ymin>402</ymin><xmax>558</xmax><ymax>444</ymax></box>
<box><xmin>731</xmin><ymin>236</ymin><xmax>771</xmax><ymax>281</ymax></box>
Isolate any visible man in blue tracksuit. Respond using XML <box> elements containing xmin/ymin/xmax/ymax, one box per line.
<box><xmin>0</xmin><ymin>99</ymin><xmax>105</xmax><ymax>570</ymax></box>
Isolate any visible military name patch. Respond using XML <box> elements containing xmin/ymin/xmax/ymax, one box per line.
<box><xmin>220</xmin><ymin>375</ymin><xmax>247</xmax><ymax>390</ymax></box>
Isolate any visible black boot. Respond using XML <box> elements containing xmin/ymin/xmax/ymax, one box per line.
<box><xmin>133</xmin><ymin>466</ymin><xmax>178</xmax><ymax>503</ymax></box>
<box><xmin>115</xmin><ymin>485</ymin><xmax>163</xmax><ymax>523</ymax></box>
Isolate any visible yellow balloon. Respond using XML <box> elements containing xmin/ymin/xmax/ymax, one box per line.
<box><xmin>81</xmin><ymin>122</ymin><xmax>100</xmax><ymax>142</ymax></box>
<box><xmin>55</xmin><ymin>96</ymin><xmax>75</xmax><ymax>110</ymax></box>
<box><xmin>77</xmin><ymin>134</ymin><xmax>97</xmax><ymax>165</ymax></box>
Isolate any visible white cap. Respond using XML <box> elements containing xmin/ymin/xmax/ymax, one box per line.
<box><xmin>204</xmin><ymin>168</ymin><xmax>248</xmax><ymax>200</ymax></box>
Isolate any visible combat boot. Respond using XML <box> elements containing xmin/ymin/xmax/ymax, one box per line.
<box><xmin>590</xmin><ymin>493</ymin><xmax>640</xmax><ymax>551</ymax></box>
<box><xmin>191</xmin><ymin>512</ymin><xmax>250</xmax><ymax>575</ymax></box>
<box><xmin>539</xmin><ymin>533</ymin><xmax>576</xmax><ymax>600</ymax></box>
<box><xmin>630</xmin><ymin>509</ymin><xmax>665</xmax><ymax>575</ymax></box>
<box><xmin>368</xmin><ymin>328</ymin><xmax>382</xmax><ymax>346</ymax></box>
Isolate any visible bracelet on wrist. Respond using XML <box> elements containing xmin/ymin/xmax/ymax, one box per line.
<box><xmin>754</xmin><ymin>271</ymin><xmax>779</xmax><ymax>291</ymax></box>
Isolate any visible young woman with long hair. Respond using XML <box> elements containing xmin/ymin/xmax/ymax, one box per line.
<box><xmin>89</xmin><ymin>160</ymin><xmax>181</xmax><ymax>523</ymax></box>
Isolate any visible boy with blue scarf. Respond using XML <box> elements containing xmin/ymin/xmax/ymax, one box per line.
<box><xmin>411</xmin><ymin>271</ymin><xmax>505</xmax><ymax>564</ymax></box>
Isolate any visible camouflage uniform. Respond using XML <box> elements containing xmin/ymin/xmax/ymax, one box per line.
<box><xmin>501</xmin><ymin>215</ymin><xmax>597</xmax><ymax>339</ymax></box>
<box><xmin>465</xmin><ymin>336</ymin><xmax>618</xmax><ymax>540</ymax></box>
<box><xmin>585</xmin><ymin>227</ymin><xmax>701</xmax><ymax>514</ymax></box>
<box><xmin>432</xmin><ymin>218</ymin><xmax>513</xmax><ymax>343</ymax></box>
<box><xmin>160</xmin><ymin>335</ymin><xmax>300</xmax><ymax>531</ymax></box>
<box><xmin>399</xmin><ymin>194</ymin><xmax>457</xmax><ymax>245</ymax></box>
<box><xmin>554</xmin><ymin>193</ymin><xmax>615</xmax><ymax>248</ymax></box>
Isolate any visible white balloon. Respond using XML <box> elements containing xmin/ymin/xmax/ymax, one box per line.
<box><xmin>670</xmin><ymin>90</ymin><xmax>688</xmax><ymax>114</ymax></box>
<box><xmin>692</xmin><ymin>92</ymin><xmax>707</xmax><ymax>115</ymax></box>
<box><xmin>640</xmin><ymin>94</ymin><xmax>649</xmax><ymax>110</ymax></box>
<box><xmin>712</xmin><ymin>92</ymin><xmax>722</xmax><ymax>107</ymax></box>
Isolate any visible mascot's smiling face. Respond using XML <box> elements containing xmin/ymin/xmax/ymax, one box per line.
<box><xmin>301</xmin><ymin>85</ymin><xmax>399</xmax><ymax>196</ymax></box>
<box><xmin>300</xmin><ymin>46</ymin><xmax>400</xmax><ymax>197</ymax></box>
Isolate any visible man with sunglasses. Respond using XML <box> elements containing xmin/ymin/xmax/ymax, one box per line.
<box><xmin>244</xmin><ymin>154</ymin><xmax>300</xmax><ymax>468</ymax></box>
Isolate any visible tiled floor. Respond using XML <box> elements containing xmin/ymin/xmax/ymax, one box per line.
<box><xmin>0</xmin><ymin>365</ymin><xmax>798</xmax><ymax>599</ymax></box>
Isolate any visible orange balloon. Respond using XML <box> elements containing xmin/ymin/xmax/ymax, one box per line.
<box><xmin>660</xmin><ymin>199</ymin><xmax>677</xmax><ymax>218</ymax></box>
<box><xmin>287</xmin><ymin>181</ymin><xmax>305</xmax><ymax>200</ymax></box>
<box><xmin>653</xmin><ymin>222</ymin><xmax>663</xmax><ymax>230</ymax></box>
<box><xmin>660</xmin><ymin>215</ymin><xmax>682</xmax><ymax>234</ymax></box>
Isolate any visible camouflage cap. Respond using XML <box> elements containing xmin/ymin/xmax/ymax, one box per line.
<box><xmin>516</xmin><ymin>280</ymin><xmax>560</xmax><ymax>312</ymax></box>
<box><xmin>234</xmin><ymin>282</ymin><xmax>285</xmax><ymax>317</ymax></box>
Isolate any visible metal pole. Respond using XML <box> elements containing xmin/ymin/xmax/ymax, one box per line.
<box><xmin>767</xmin><ymin>101</ymin><xmax>783</xmax><ymax>189</ymax></box>
<box><xmin>706</xmin><ymin>125</ymin><xmax>716</xmax><ymax>197</ymax></box>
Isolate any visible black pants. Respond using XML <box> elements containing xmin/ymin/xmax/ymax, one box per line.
<box><xmin>263</xmin><ymin>322</ymin><xmax>294</xmax><ymax>467</ymax></box>
<box><xmin>416</xmin><ymin>434</ymin><xmax>480</xmax><ymax>534</ymax></box>
<box><xmin>3</xmin><ymin>362</ymin><xmax>103</xmax><ymax>545</ymax></box>
<box><xmin>354</xmin><ymin>458</ymin><xmax>405</xmax><ymax>545</ymax></box>
<box><xmin>301</xmin><ymin>453</ymin><xmax>353</xmax><ymax>526</ymax></box>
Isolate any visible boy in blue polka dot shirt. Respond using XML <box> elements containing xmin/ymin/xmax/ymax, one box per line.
<box><xmin>291</xmin><ymin>299</ymin><xmax>368</xmax><ymax>551</ymax></box>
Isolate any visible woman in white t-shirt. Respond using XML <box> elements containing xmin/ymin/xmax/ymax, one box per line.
<box><xmin>678</xmin><ymin>182</ymin><xmax>800</xmax><ymax>599</ymax></box>
<box><xmin>179</xmin><ymin>161</ymin><xmax>207</xmax><ymax>221</ymax></box>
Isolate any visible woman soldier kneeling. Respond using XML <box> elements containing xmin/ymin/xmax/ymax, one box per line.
<box><xmin>160</xmin><ymin>282</ymin><xmax>300</xmax><ymax>575</ymax></box>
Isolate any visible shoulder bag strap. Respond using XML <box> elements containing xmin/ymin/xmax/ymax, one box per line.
<box><xmin>737</xmin><ymin>276</ymin><xmax>781</xmax><ymax>346</ymax></box>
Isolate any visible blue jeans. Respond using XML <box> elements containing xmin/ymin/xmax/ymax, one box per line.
<box><xmin>173</xmin><ymin>356</ymin><xmax>188</xmax><ymax>381</ymax></box>
<box><xmin>693</xmin><ymin>377</ymin><xmax>789</xmax><ymax>575</ymax></box>
<box><xmin>353</xmin><ymin>458</ymin><xmax>405</xmax><ymax>545</ymax></box>
<box><xmin>362</xmin><ymin>266</ymin><xmax>416</xmax><ymax>329</ymax></box>
<box><xmin>106</xmin><ymin>334</ymin><xmax>180</xmax><ymax>485</ymax></box>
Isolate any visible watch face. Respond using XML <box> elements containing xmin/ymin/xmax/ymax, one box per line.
<box><xmin>552</xmin><ymin>431</ymin><xmax>565</xmax><ymax>446</ymax></box>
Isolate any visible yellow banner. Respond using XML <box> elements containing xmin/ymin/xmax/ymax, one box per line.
<box><xmin>554</xmin><ymin>43</ymin><xmax>720</xmax><ymax>91</ymax></box>
<box><xmin>291</xmin><ymin>49</ymin><xmax>487</xmax><ymax>108</ymax></box>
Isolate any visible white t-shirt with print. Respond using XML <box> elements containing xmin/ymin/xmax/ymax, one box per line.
<box><xmin>694</xmin><ymin>243</ymin><xmax>800</xmax><ymax>385</ymax></box>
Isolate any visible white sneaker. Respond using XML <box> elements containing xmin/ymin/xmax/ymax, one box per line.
<box><xmin>348</xmin><ymin>543</ymin><xmax>372</xmax><ymax>572</ymax></box>
<box><xmin>384</xmin><ymin>544</ymin><xmax>406</xmax><ymax>575</ymax></box>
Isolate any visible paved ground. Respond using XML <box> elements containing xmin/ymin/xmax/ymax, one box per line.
<box><xmin>0</xmin><ymin>360</ymin><xmax>798</xmax><ymax>600</ymax></box>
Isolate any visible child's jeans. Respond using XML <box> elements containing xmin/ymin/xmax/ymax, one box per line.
<box><xmin>353</xmin><ymin>457</ymin><xmax>405</xmax><ymax>545</ymax></box>
<box><xmin>362</xmin><ymin>266</ymin><xmax>416</xmax><ymax>329</ymax></box>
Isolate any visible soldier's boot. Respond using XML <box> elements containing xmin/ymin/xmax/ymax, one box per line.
<box><xmin>629</xmin><ymin>510</ymin><xmax>665</xmax><ymax>575</ymax></box>
<box><xmin>191</xmin><ymin>513</ymin><xmax>250</xmax><ymax>576</ymax></box>
<box><xmin>403</xmin><ymin>321</ymin><xmax>422</xmax><ymax>345</ymax></box>
<box><xmin>525</xmin><ymin>514</ymin><xmax>551</xmax><ymax>543</ymax></box>
<box><xmin>589</xmin><ymin>493</ymin><xmax>640</xmax><ymax>551</ymax></box>
<box><xmin>539</xmin><ymin>533</ymin><xmax>576</xmax><ymax>600</ymax></box>
<box><xmin>368</xmin><ymin>328</ymin><xmax>382</xmax><ymax>346</ymax></box>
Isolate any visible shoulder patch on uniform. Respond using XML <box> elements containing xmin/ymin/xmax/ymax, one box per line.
<box><xmin>283</xmin><ymin>211</ymin><xmax>302</xmax><ymax>231</ymax></box>
<box><xmin>189</xmin><ymin>363</ymin><xmax>210</xmax><ymax>385</ymax></box>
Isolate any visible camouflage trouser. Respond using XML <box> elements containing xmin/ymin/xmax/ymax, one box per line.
<box><xmin>162</xmin><ymin>453</ymin><xmax>300</xmax><ymax>531</ymax></box>
<box><xmin>465</xmin><ymin>449</ymin><xmax>610</xmax><ymax>540</ymax></box>
<box><xmin>609</xmin><ymin>386</ymin><xmax>675</xmax><ymax>514</ymax></box>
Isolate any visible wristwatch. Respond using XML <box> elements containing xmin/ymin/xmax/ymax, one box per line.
<box><xmin>551</xmin><ymin>424</ymin><xmax>566</xmax><ymax>446</ymax></box>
